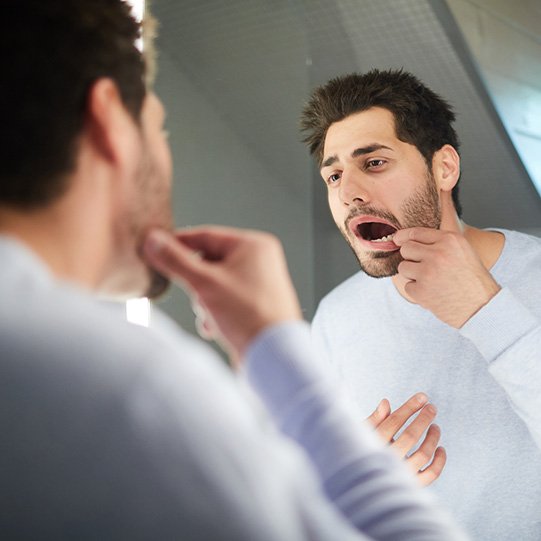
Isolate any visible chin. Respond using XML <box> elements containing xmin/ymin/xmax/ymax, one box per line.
<box><xmin>144</xmin><ymin>269</ymin><xmax>171</xmax><ymax>300</ymax></box>
<box><xmin>356</xmin><ymin>250</ymin><xmax>403</xmax><ymax>278</ymax></box>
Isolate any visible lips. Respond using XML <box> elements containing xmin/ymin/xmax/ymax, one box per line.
<box><xmin>348</xmin><ymin>215</ymin><xmax>400</xmax><ymax>251</ymax></box>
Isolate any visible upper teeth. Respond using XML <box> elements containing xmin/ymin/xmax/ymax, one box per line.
<box><xmin>372</xmin><ymin>234</ymin><xmax>395</xmax><ymax>242</ymax></box>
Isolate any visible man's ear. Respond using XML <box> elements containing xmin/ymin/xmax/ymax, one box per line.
<box><xmin>432</xmin><ymin>144</ymin><xmax>460</xmax><ymax>193</ymax></box>
<box><xmin>84</xmin><ymin>78</ymin><xmax>139</xmax><ymax>168</ymax></box>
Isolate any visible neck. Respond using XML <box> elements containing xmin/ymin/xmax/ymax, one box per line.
<box><xmin>0</xmin><ymin>174</ymin><xmax>113</xmax><ymax>290</ymax></box>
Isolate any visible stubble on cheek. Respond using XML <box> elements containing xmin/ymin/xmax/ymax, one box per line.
<box><xmin>132</xmin><ymin>145</ymin><xmax>174</xmax><ymax>300</ymax></box>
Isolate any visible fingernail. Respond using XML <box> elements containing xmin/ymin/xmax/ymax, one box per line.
<box><xmin>416</xmin><ymin>393</ymin><xmax>428</xmax><ymax>404</ymax></box>
<box><xmin>426</xmin><ymin>404</ymin><xmax>437</xmax><ymax>414</ymax></box>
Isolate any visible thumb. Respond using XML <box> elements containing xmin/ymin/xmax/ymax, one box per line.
<box><xmin>143</xmin><ymin>229</ymin><xmax>211</xmax><ymax>290</ymax></box>
<box><xmin>366</xmin><ymin>399</ymin><xmax>391</xmax><ymax>428</ymax></box>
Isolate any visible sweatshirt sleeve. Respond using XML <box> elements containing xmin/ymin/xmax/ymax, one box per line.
<box><xmin>460</xmin><ymin>287</ymin><xmax>541</xmax><ymax>448</ymax></box>
<box><xmin>244</xmin><ymin>321</ymin><xmax>466</xmax><ymax>541</ymax></box>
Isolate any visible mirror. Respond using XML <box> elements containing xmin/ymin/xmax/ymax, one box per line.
<box><xmin>151</xmin><ymin>0</ymin><xmax>541</xmax><ymax>330</ymax></box>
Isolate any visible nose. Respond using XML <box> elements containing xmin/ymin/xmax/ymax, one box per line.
<box><xmin>339</xmin><ymin>168</ymin><xmax>370</xmax><ymax>206</ymax></box>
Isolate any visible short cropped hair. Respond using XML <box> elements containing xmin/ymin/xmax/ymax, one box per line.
<box><xmin>300</xmin><ymin>69</ymin><xmax>462</xmax><ymax>216</ymax></box>
<box><xmin>0</xmin><ymin>0</ymin><xmax>154</xmax><ymax>209</ymax></box>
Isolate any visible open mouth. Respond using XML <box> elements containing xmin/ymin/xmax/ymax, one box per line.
<box><xmin>347</xmin><ymin>216</ymin><xmax>400</xmax><ymax>251</ymax></box>
<box><xmin>357</xmin><ymin>222</ymin><xmax>397</xmax><ymax>243</ymax></box>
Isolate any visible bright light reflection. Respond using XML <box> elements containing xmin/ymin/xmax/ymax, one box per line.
<box><xmin>125</xmin><ymin>0</ymin><xmax>149</xmax><ymax>327</ymax></box>
<box><xmin>126</xmin><ymin>297</ymin><xmax>151</xmax><ymax>327</ymax></box>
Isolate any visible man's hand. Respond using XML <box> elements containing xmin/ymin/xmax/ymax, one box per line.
<box><xmin>142</xmin><ymin>226</ymin><xmax>302</xmax><ymax>366</ymax></box>
<box><xmin>393</xmin><ymin>228</ymin><xmax>501</xmax><ymax>328</ymax></box>
<box><xmin>367</xmin><ymin>393</ymin><xmax>446</xmax><ymax>486</ymax></box>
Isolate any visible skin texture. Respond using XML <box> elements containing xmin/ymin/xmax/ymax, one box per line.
<box><xmin>321</xmin><ymin>106</ymin><xmax>505</xmax><ymax>485</ymax></box>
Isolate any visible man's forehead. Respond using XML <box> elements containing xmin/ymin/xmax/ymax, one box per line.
<box><xmin>322</xmin><ymin>107</ymin><xmax>397</xmax><ymax>161</ymax></box>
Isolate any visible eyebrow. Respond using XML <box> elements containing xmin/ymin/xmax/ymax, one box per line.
<box><xmin>320</xmin><ymin>144</ymin><xmax>393</xmax><ymax>170</ymax></box>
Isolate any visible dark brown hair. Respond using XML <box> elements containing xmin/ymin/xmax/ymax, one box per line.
<box><xmin>0</xmin><ymin>0</ymin><xmax>152</xmax><ymax>209</ymax></box>
<box><xmin>300</xmin><ymin>69</ymin><xmax>462</xmax><ymax>216</ymax></box>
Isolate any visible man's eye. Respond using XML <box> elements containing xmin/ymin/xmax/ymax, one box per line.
<box><xmin>366</xmin><ymin>159</ymin><xmax>386</xmax><ymax>169</ymax></box>
<box><xmin>327</xmin><ymin>173</ymin><xmax>341</xmax><ymax>184</ymax></box>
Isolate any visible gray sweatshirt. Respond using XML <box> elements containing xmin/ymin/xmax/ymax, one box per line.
<box><xmin>312</xmin><ymin>228</ymin><xmax>541</xmax><ymax>540</ymax></box>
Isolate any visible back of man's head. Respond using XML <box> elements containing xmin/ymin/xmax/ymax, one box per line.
<box><xmin>0</xmin><ymin>0</ymin><xmax>147</xmax><ymax>210</ymax></box>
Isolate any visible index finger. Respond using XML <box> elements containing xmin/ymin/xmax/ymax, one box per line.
<box><xmin>393</xmin><ymin>227</ymin><xmax>441</xmax><ymax>246</ymax></box>
<box><xmin>175</xmin><ymin>226</ymin><xmax>240</xmax><ymax>259</ymax></box>
<box><xmin>174</xmin><ymin>225</ymin><xmax>257</xmax><ymax>261</ymax></box>
<box><xmin>143</xmin><ymin>229</ymin><xmax>213</xmax><ymax>289</ymax></box>
<box><xmin>377</xmin><ymin>392</ymin><xmax>428</xmax><ymax>440</ymax></box>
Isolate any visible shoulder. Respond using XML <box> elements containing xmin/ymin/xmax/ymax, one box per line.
<box><xmin>499</xmin><ymin>228</ymin><xmax>541</xmax><ymax>251</ymax></box>
<box><xmin>0</xmin><ymin>276</ymin><xmax>249</xmax><ymax>471</ymax></box>
<box><xmin>492</xmin><ymin>229</ymin><xmax>541</xmax><ymax>310</ymax></box>
<box><xmin>0</xmin><ymin>284</ymin><xmax>267</xmax><ymax>538</ymax></box>
<box><xmin>495</xmin><ymin>229</ymin><xmax>541</xmax><ymax>275</ymax></box>
<box><xmin>1</xmin><ymin>278</ymin><xmax>228</xmax><ymax>399</ymax></box>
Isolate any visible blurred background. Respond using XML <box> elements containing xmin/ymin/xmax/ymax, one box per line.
<box><xmin>145</xmin><ymin>0</ymin><xmax>541</xmax><ymax>334</ymax></box>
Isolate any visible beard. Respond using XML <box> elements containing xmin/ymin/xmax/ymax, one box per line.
<box><xmin>143</xmin><ymin>268</ymin><xmax>170</xmax><ymax>300</ymax></box>
<box><xmin>127</xmin><ymin>142</ymin><xmax>174</xmax><ymax>300</ymax></box>
<box><xmin>341</xmin><ymin>170</ymin><xmax>441</xmax><ymax>278</ymax></box>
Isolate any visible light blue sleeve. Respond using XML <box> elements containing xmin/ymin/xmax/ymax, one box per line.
<box><xmin>244</xmin><ymin>321</ymin><xmax>466</xmax><ymax>540</ymax></box>
<box><xmin>460</xmin><ymin>287</ymin><xmax>541</xmax><ymax>449</ymax></box>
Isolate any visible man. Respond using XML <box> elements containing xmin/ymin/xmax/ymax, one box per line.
<box><xmin>302</xmin><ymin>69</ymin><xmax>541</xmax><ymax>539</ymax></box>
<box><xmin>0</xmin><ymin>2</ymin><xmax>465</xmax><ymax>539</ymax></box>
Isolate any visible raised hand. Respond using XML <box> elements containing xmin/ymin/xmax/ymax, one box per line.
<box><xmin>393</xmin><ymin>227</ymin><xmax>501</xmax><ymax>328</ymax></box>
<box><xmin>142</xmin><ymin>226</ymin><xmax>302</xmax><ymax>366</ymax></box>
<box><xmin>367</xmin><ymin>393</ymin><xmax>446</xmax><ymax>486</ymax></box>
